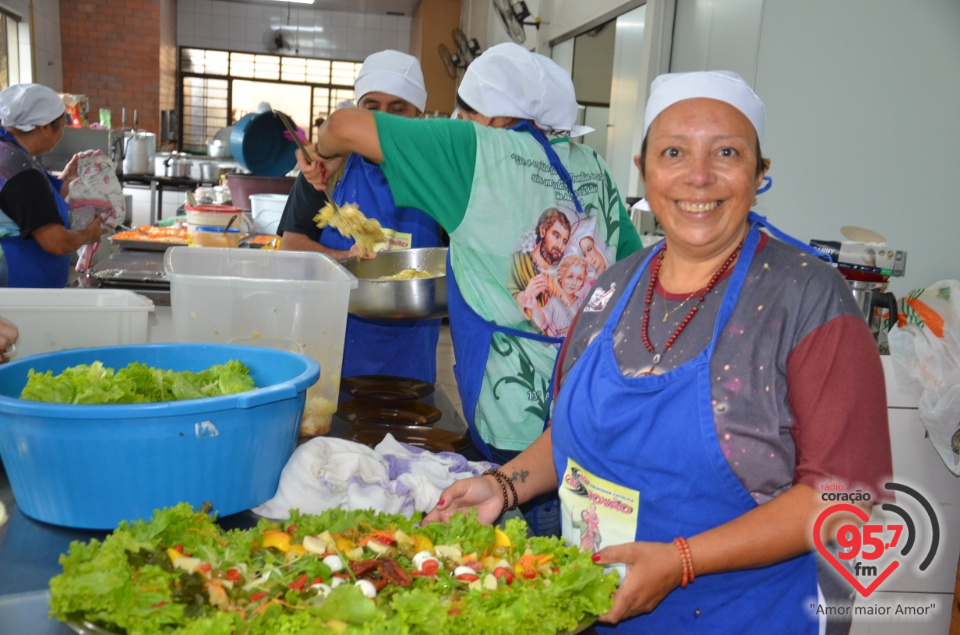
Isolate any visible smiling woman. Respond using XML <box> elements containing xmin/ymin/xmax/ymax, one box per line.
<box><xmin>427</xmin><ymin>70</ymin><xmax>894</xmax><ymax>634</ymax></box>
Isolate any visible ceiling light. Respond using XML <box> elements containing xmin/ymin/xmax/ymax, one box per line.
<box><xmin>273</xmin><ymin>0</ymin><xmax>315</xmax><ymax>4</ymax></box>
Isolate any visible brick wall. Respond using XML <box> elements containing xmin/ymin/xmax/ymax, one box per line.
<box><xmin>60</xmin><ymin>0</ymin><xmax>177</xmax><ymax>137</ymax></box>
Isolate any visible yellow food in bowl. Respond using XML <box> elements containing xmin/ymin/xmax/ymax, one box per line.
<box><xmin>378</xmin><ymin>268</ymin><xmax>440</xmax><ymax>281</ymax></box>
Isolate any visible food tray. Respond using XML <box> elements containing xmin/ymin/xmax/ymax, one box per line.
<box><xmin>89</xmin><ymin>250</ymin><xmax>169</xmax><ymax>288</ymax></box>
<box><xmin>109</xmin><ymin>226</ymin><xmax>190</xmax><ymax>251</ymax></box>
<box><xmin>108</xmin><ymin>237</ymin><xmax>184</xmax><ymax>251</ymax></box>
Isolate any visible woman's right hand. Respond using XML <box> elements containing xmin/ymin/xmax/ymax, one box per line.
<box><xmin>423</xmin><ymin>474</ymin><xmax>505</xmax><ymax>526</ymax></box>
<box><xmin>79</xmin><ymin>216</ymin><xmax>104</xmax><ymax>245</ymax></box>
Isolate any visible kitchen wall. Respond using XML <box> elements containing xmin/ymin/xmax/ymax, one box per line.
<box><xmin>10</xmin><ymin>0</ymin><xmax>61</xmax><ymax>88</ymax></box>
<box><xmin>670</xmin><ymin>0</ymin><xmax>960</xmax><ymax>297</ymax></box>
<box><xmin>176</xmin><ymin>0</ymin><xmax>412</xmax><ymax>61</ymax></box>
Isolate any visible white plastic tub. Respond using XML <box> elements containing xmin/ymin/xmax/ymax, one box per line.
<box><xmin>0</xmin><ymin>289</ymin><xmax>154</xmax><ymax>360</ymax></box>
<box><xmin>163</xmin><ymin>247</ymin><xmax>358</xmax><ymax>436</ymax></box>
<box><xmin>249</xmin><ymin>193</ymin><xmax>289</xmax><ymax>235</ymax></box>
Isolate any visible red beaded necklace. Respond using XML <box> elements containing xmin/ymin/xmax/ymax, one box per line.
<box><xmin>641</xmin><ymin>239</ymin><xmax>745</xmax><ymax>374</ymax></box>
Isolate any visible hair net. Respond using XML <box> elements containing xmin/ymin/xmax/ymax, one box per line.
<box><xmin>354</xmin><ymin>50</ymin><xmax>427</xmax><ymax>113</ymax></box>
<box><xmin>643</xmin><ymin>70</ymin><xmax>765</xmax><ymax>148</ymax></box>
<box><xmin>458</xmin><ymin>42</ymin><xmax>593</xmax><ymax>136</ymax></box>
<box><xmin>0</xmin><ymin>84</ymin><xmax>66</xmax><ymax>132</ymax></box>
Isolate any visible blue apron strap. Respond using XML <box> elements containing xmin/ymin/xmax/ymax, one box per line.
<box><xmin>511</xmin><ymin>121</ymin><xmax>583</xmax><ymax>214</ymax></box>
<box><xmin>747</xmin><ymin>211</ymin><xmax>830</xmax><ymax>261</ymax></box>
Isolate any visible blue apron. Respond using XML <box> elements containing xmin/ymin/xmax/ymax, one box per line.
<box><xmin>0</xmin><ymin>130</ymin><xmax>71</xmax><ymax>288</ymax></box>
<box><xmin>324</xmin><ymin>153</ymin><xmax>443</xmax><ymax>383</ymax></box>
<box><xmin>552</xmin><ymin>218</ymin><xmax>818</xmax><ymax>633</ymax></box>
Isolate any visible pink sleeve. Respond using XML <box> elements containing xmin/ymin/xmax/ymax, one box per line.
<box><xmin>786</xmin><ymin>314</ymin><xmax>894</xmax><ymax>501</ymax></box>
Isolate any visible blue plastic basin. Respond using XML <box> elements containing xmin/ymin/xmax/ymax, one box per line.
<box><xmin>0</xmin><ymin>343</ymin><xmax>320</xmax><ymax>529</ymax></box>
<box><xmin>230</xmin><ymin>111</ymin><xmax>299</xmax><ymax>177</ymax></box>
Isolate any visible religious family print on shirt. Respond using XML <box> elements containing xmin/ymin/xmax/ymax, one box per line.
<box><xmin>508</xmin><ymin>207</ymin><xmax>615</xmax><ymax>338</ymax></box>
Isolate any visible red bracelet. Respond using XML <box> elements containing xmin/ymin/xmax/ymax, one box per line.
<box><xmin>674</xmin><ymin>537</ymin><xmax>695</xmax><ymax>588</ymax></box>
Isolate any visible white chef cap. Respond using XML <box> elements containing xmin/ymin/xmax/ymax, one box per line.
<box><xmin>458</xmin><ymin>42</ymin><xmax>593</xmax><ymax>137</ymax></box>
<box><xmin>354</xmin><ymin>50</ymin><xmax>427</xmax><ymax>113</ymax></box>
<box><xmin>0</xmin><ymin>84</ymin><xmax>66</xmax><ymax>132</ymax></box>
<box><xmin>643</xmin><ymin>70</ymin><xmax>765</xmax><ymax>149</ymax></box>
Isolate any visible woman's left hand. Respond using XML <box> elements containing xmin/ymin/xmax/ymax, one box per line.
<box><xmin>592</xmin><ymin>540</ymin><xmax>683</xmax><ymax>624</ymax></box>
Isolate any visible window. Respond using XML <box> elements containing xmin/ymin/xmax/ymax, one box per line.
<box><xmin>178</xmin><ymin>47</ymin><xmax>362</xmax><ymax>153</ymax></box>
<box><xmin>0</xmin><ymin>8</ymin><xmax>22</xmax><ymax>89</ymax></box>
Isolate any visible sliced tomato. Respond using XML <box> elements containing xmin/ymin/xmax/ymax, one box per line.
<box><xmin>249</xmin><ymin>591</ymin><xmax>267</xmax><ymax>602</ymax></box>
<box><xmin>493</xmin><ymin>567</ymin><xmax>514</xmax><ymax>584</ymax></box>
<box><xmin>455</xmin><ymin>573</ymin><xmax>479</xmax><ymax>582</ymax></box>
<box><xmin>225</xmin><ymin>568</ymin><xmax>242</xmax><ymax>582</ymax></box>
<box><xmin>288</xmin><ymin>573</ymin><xmax>308</xmax><ymax>591</ymax></box>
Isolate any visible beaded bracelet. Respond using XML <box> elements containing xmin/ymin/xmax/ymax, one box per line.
<box><xmin>494</xmin><ymin>468</ymin><xmax>519</xmax><ymax>511</ymax></box>
<box><xmin>674</xmin><ymin>537</ymin><xmax>695</xmax><ymax>588</ymax></box>
<box><xmin>483</xmin><ymin>469</ymin><xmax>510</xmax><ymax>517</ymax></box>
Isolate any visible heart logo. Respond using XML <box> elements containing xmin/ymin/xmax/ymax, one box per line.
<box><xmin>813</xmin><ymin>503</ymin><xmax>899</xmax><ymax>597</ymax></box>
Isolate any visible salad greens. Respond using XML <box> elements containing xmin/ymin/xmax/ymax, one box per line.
<box><xmin>20</xmin><ymin>360</ymin><xmax>255</xmax><ymax>404</ymax></box>
<box><xmin>49</xmin><ymin>503</ymin><xmax>618</xmax><ymax>635</ymax></box>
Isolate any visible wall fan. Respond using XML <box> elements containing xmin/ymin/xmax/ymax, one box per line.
<box><xmin>453</xmin><ymin>28</ymin><xmax>482</xmax><ymax>64</ymax></box>
<box><xmin>438</xmin><ymin>43</ymin><xmax>466</xmax><ymax>80</ymax></box>
<box><xmin>263</xmin><ymin>28</ymin><xmax>297</xmax><ymax>54</ymax></box>
<box><xmin>491</xmin><ymin>0</ymin><xmax>539</xmax><ymax>44</ymax></box>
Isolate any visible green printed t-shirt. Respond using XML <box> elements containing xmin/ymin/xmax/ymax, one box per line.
<box><xmin>375</xmin><ymin>112</ymin><xmax>640</xmax><ymax>451</ymax></box>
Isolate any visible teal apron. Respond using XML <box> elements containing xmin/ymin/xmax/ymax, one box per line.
<box><xmin>552</xmin><ymin>218</ymin><xmax>818</xmax><ymax>632</ymax></box>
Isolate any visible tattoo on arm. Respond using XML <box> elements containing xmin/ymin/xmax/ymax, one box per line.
<box><xmin>508</xmin><ymin>468</ymin><xmax>530</xmax><ymax>484</ymax></box>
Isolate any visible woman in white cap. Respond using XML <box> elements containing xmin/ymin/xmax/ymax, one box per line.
<box><xmin>278</xmin><ymin>50</ymin><xmax>443</xmax><ymax>387</ymax></box>
<box><xmin>299</xmin><ymin>43</ymin><xmax>642</xmax><ymax>536</ymax></box>
<box><xmin>426</xmin><ymin>71</ymin><xmax>892</xmax><ymax>632</ymax></box>
<box><xmin>0</xmin><ymin>83</ymin><xmax>103</xmax><ymax>288</ymax></box>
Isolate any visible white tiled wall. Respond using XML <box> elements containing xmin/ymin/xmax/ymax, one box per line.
<box><xmin>177</xmin><ymin>0</ymin><xmax>412</xmax><ymax>62</ymax></box>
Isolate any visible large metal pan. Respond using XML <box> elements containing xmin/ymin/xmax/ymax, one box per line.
<box><xmin>339</xmin><ymin>247</ymin><xmax>447</xmax><ymax>320</ymax></box>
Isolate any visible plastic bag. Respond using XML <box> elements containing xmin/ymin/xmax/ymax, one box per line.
<box><xmin>887</xmin><ymin>279</ymin><xmax>960</xmax><ymax>475</ymax></box>
<box><xmin>66</xmin><ymin>152</ymin><xmax>125</xmax><ymax>271</ymax></box>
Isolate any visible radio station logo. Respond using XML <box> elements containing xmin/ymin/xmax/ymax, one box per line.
<box><xmin>814</xmin><ymin>481</ymin><xmax>939</xmax><ymax>598</ymax></box>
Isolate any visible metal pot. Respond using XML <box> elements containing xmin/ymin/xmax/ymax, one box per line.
<box><xmin>122</xmin><ymin>132</ymin><xmax>156</xmax><ymax>175</ymax></box>
<box><xmin>339</xmin><ymin>248</ymin><xmax>448</xmax><ymax>320</ymax></box>
<box><xmin>199</xmin><ymin>161</ymin><xmax>221</xmax><ymax>183</ymax></box>
<box><xmin>164</xmin><ymin>154</ymin><xmax>191</xmax><ymax>178</ymax></box>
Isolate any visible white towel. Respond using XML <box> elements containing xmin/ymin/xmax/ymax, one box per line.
<box><xmin>252</xmin><ymin>434</ymin><xmax>495</xmax><ymax>520</ymax></box>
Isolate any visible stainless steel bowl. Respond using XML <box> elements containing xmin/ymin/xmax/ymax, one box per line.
<box><xmin>339</xmin><ymin>247</ymin><xmax>447</xmax><ymax>320</ymax></box>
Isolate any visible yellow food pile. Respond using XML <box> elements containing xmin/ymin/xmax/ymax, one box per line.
<box><xmin>314</xmin><ymin>202</ymin><xmax>385</xmax><ymax>257</ymax></box>
<box><xmin>378</xmin><ymin>268</ymin><xmax>439</xmax><ymax>281</ymax></box>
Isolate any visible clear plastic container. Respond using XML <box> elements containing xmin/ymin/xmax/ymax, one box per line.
<box><xmin>189</xmin><ymin>226</ymin><xmax>241</xmax><ymax>248</ymax></box>
<box><xmin>163</xmin><ymin>247</ymin><xmax>358</xmax><ymax>436</ymax></box>
<box><xmin>0</xmin><ymin>289</ymin><xmax>154</xmax><ymax>359</ymax></box>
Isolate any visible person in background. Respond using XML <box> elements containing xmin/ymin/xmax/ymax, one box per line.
<box><xmin>297</xmin><ymin>42</ymin><xmax>642</xmax><ymax>536</ymax></box>
<box><xmin>0</xmin><ymin>83</ymin><xmax>103</xmax><ymax>288</ymax></box>
<box><xmin>425</xmin><ymin>71</ymin><xmax>892</xmax><ymax>633</ymax></box>
<box><xmin>277</xmin><ymin>50</ymin><xmax>443</xmax><ymax>385</ymax></box>
<box><xmin>0</xmin><ymin>316</ymin><xmax>17</xmax><ymax>363</ymax></box>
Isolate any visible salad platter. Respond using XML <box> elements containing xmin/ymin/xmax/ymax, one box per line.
<box><xmin>50</xmin><ymin>504</ymin><xmax>617</xmax><ymax>635</ymax></box>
